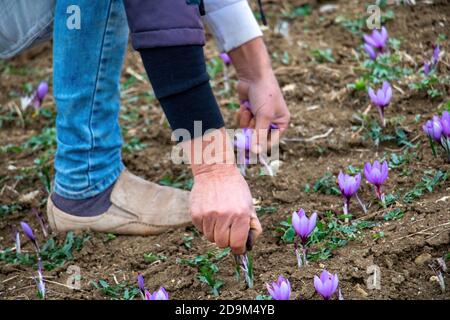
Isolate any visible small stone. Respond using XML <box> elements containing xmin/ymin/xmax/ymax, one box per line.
<box><xmin>391</xmin><ymin>274</ymin><xmax>405</xmax><ymax>284</ymax></box>
<box><xmin>355</xmin><ymin>284</ymin><xmax>368</xmax><ymax>297</ymax></box>
<box><xmin>319</xmin><ymin>4</ymin><xmax>339</xmax><ymax>14</ymax></box>
<box><xmin>429</xmin><ymin>276</ymin><xmax>439</xmax><ymax>283</ymax></box>
<box><xmin>415</xmin><ymin>253</ymin><xmax>432</xmax><ymax>266</ymax></box>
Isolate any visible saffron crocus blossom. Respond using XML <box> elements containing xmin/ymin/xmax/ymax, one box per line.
<box><xmin>137</xmin><ymin>273</ymin><xmax>145</xmax><ymax>295</ymax></box>
<box><xmin>432</xmin><ymin>45</ymin><xmax>440</xmax><ymax>66</ymax></box>
<box><xmin>364</xmin><ymin>160</ymin><xmax>389</xmax><ymax>204</ymax></box>
<box><xmin>423</xmin><ymin>116</ymin><xmax>443</xmax><ymax>143</ymax></box>
<box><xmin>368</xmin><ymin>81</ymin><xmax>392</xmax><ymax>126</ymax></box>
<box><xmin>292</xmin><ymin>209</ymin><xmax>317</xmax><ymax>244</ymax></box>
<box><xmin>21</xmin><ymin>81</ymin><xmax>49</xmax><ymax>111</ymax></box>
<box><xmin>292</xmin><ymin>209</ymin><xmax>317</xmax><ymax>267</ymax></box>
<box><xmin>314</xmin><ymin>270</ymin><xmax>339</xmax><ymax>300</ymax></box>
<box><xmin>423</xmin><ymin>113</ymin><xmax>450</xmax><ymax>162</ymax></box>
<box><xmin>20</xmin><ymin>221</ymin><xmax>39</xmax><ymax>252</ymax></box>
<box><xmin>363</xmin><ymin>26</ymin><xmax>389</xmax><ymax>56</ymax></box>
<box><xmin>423</xmin><ymin>62</ymin><xmax>431</xmax><ymax>76</ymax></box>
<box><xmin>338</xmin><ymin>172</ymin><xmax>363</xmax><ymax>220</ymax></box>
<box><xmin>266</xmin><ymin>276</ymin><xmax>291</xmax><ymax>300</ymax></box>
<box><xmin>146</xmin><ymin>287</ymin><xmax>169</xmax><ymax>300</ymax></box>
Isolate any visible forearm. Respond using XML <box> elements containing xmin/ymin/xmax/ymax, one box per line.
<box><xmin>228</xmin><ymin>37</ymin><xmax>272</xmax><ymax>81</ymax></box>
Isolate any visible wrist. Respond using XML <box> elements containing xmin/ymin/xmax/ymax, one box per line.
<box><xmin>180</xmin><ymin>128</ymin><xmax>238</xmax><ymax>177</ymax></box>
<box><xmin>228</xmin><ymin>38</ymin><xmax>273</xmax><ymax>82</ymax></box>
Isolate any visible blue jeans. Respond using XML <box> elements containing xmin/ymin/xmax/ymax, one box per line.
<box><xmin>53</xmin><ymin>0</ymin><xmax>128</xmax><ymax>199</ymax></box>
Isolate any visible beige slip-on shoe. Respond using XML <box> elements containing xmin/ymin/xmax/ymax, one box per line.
<box><xmin>47</xmin><ymin>169</ymin><xmax>192</xmax><ymax>235</ymax></box>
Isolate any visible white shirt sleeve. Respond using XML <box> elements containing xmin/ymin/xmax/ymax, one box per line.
<box><xmin>202</xmin><ymin>0</ymin><xmax>263</xmax><ymax>52</ymax></box>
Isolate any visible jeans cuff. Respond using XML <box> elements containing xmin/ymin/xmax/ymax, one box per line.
<box><xmin>53</xmin><ymin>163</ymin><xmax>125</xmax><ymax>200</ymax></box>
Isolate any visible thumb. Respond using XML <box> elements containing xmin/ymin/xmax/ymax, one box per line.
<box><xmin>247</xmin><ymin>214</ymin><xmax>262</xmax><ymax>251</ymax></box>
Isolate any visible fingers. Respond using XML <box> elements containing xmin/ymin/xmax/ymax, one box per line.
<box><xmin>239</xmin><ymin>105</ymin><xmax>253</xmax><ymax>128</ymax></box>
<box><xmin>202</xmin><ymin>214</ymin><xmax>216</xmax><ymax>243</ymax></box>
<box><xmin>229</xmin><ymin>215</ymin><xmax>251</xmax><ymax>255</ymax></box>
<box><xmin>214</xmin><ymin>215</ymin><xmax>231</xmax><ymax>248</ymax></box>
<box><xmin>251</xmin><ymin>111</ymin><xmax>272</xmax><ymax>154</ymax></box>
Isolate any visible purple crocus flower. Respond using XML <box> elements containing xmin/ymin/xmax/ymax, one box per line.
<box><xmin>423</xmin><ymin>116</ymin><xmax>443</xmax><ymax>142</ymax></box>
<box><xmin>440</xmin><ymin>111</ymin><xmax>450</xmax><ymax>137</ymax></box>
<box><xmin>146</xmin><ymin>287</ymin><xmax>169</xmax><ymax>300</ymax></box>
<box><xmin>31</xmin><ymin>81</ymin><xmax>49</xmax><ymax>110</ymax></box>
<box><xmin>364</xmin><ymin>43</ymin><xmax>377</xmax><ymax>60</ymax></box>
<box><xmin>338</xmin><ymin>172</ymin><xmax>361</xmax><ymax>202</ymax></box>
<box><xmin>20</xmin><ymin>221</ymin><xmax>39</xmax><ymax>251</ymax></box>
<box><xmin>266</xmin><ymin>276</ymin><xmax>291</xmax><ymax>300</ymax></box>
<box><xmin>219</xmin><ymin>52</ymin><xmax>232</xmax><ymax>66</ymax></box>
<box><xmin>364</xmin><ymin>160</ymin><xmax>389</xmax><ymax>202</ymax></box>
<box><xmin>368</xmin><ymin>81</ymin><xmax>392</xmax><ymax>126</ymax></box>
<box><xmin>292</xmin><ymin>209</ymin><xmax>317</xmax><ymax>267</ymax></box>
<box><xmin>432</xmin><ymin>45</ymin><xmax>440</xmax><ymax>66</ymax></box>
<box><xmin>363</xmin><ymin>26</ymin><xmax>389</xmax><ymax>53</ymax></box>
<box><xmin>314</xmin><ymin>270</ymin><xmax>339</xmax><ymax>300</ymax></box>
<box><xmin>137</xmin><ymin>273</ymin><xmax>145</xmax><ymax>294</ymax></box>
<box><xmin>292</xmin><ymin>209</ymin><xmax>317</xmax><ymax>244</ymax></box>
<box><xmin>423</xmin><ymin>61</ymin><xmax>431</xmax><ymax>76</ymax></box>
<box><xmin>338</xmin><ymin>172</ymin><xmax>362</xmax><ymax>219</ymax></box>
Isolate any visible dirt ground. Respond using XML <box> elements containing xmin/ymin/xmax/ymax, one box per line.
<box><xmin>0</xmin><ymin>1</ymin><xmax>449</xmax><ymax>300</ymax></box>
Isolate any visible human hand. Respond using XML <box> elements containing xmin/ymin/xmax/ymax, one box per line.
<box><xmin>190</xmin><ymin>165</ymin><xmax>262</xmax><ymax>254</ymax></box>
<box><xmin>181</xmin><ymin>128</ymin><xmax>262</xmax><ymax>254</ymax></box>
<box><xmin>229</xmin><ymin>38</ymin><xmax>290</xmax><ymax>154</ymax></box>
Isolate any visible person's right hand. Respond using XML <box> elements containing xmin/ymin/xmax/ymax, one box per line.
<box><xmin>189</xmin><ymin>164</ymin><xmax>262</xmax><ymax>254</ymax></box>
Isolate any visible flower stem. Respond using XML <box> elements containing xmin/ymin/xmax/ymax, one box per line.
<box><xmin>355</xmin><ymin>193</ymin><xmax>367</xmax><ymax>214</ymax></box>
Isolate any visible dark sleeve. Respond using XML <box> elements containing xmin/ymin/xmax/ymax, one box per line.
<box><xmin>139</xmin><ymin>46</ymin><xmax>225</xmax><ymax>141</ymax></box>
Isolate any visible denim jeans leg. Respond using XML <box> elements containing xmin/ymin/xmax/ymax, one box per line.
<box><xmin>53</xmin><ymin>0</ymin><xmax>129</xmax><ymax>199</ymax></box>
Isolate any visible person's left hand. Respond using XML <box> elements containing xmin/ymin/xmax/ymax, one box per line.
<box><xmin>229</xmin><ymin>38</ymin><xmax>290</xmax><ymax>154</ymax></box>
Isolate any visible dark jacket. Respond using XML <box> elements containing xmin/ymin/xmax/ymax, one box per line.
<box><xmin>123</xmin><ymin>0</ymin><xmax>205</xmax><ymax>50</ymax></box>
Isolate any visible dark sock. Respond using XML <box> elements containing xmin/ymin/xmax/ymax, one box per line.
<box><xmin>51</xmin><ymin>183</ymin><xmax>115</xmax><ymax>217</ymax></box>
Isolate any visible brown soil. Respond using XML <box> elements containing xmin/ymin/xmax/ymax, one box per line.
<box><xmin>0</xmin><ymin>1</ymin><xmax>449</xmax><ymax>300</ymax></box>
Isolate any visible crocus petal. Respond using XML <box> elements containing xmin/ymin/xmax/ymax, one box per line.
<box><xmin>381</xmin><ymin>161</ymin><xmax>389</xmax><ymax>182</ymax></box>
<box><xmin>368</xmin><ymin>88</ymin><xmax>377</xmax><ymax>104</ymax></box>
<box><xmin>371</xmin><ymin>29</ymin><xmax>383</xmax><ymax>47</ymax></box>
<box><xmin>137</xmin><ymin>274</ymin><xmax>145</xmax><ymax>292</ymax></box>
<box><xmin>364</xmin><ymin>44</ymin><xmax>377</xmax><ymax>60</ymax></box>
<box><xmin>308</xmin><ymin>212</ymin><xmax>318</xmax><ymax>235</ymax></box>
<box><xmin>292</xmin><ymin>211</ymin><xmax>301</xmax><ymax>236</ymax></box>
<box><xmin>363</xmin><ymin>34</ymin><xmax>378</xmax><ymax>48</ymax></box>
<box><xmin>441</xmin><ymin>111</ymin><xmax>450</xmax><ymax>137</ymax></box>
<box><xmin>298</xmin><ymin>215</ymin><xmax>310</xmax><ymax>238</ymax></box>
<box><xmin>314</xmin><ymin>275</ymin><xmax>324</xmax><ymax>295</ymax></box>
